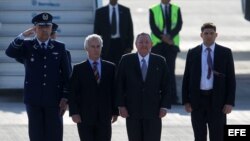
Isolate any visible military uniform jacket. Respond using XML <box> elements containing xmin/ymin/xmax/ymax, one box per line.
<box><xmin>6</xmin><ymin>38</ymin><xmax>71</xmax><ymax>107</ymax></box>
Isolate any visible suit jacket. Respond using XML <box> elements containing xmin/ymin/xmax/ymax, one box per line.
<box><xmin>69</xmin><ymin>60</ymin><xmax>118</xmax><ymax>125</ymax></box>
<box><xmin>116</xmin><ymin>53</ymin><xmax>171</xmax><ymax>119</ymax></box>
<box><xmin>149</xmin><ymin>3</ymin><xmax>183</xmax><ymax>45</ymax></box>
<box><xmin>94</xmin><ymin>4</ymin><xmax>134</xmax><ymax>57</ymax></box>
<box><xmin>182</xmin><ymin>44</ymin><xmax>236</xmax><ymax>110</ymax></box>
<box><xmin>5</xmin><ymin>38</ymin><xmax>71</xmax><ymax>107</ymax></box>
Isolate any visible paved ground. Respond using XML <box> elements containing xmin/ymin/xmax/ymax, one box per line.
<box><xmin>1</xmin><ymin>0</ymin><xmax>250</xmax><ymax>140</ymax></box>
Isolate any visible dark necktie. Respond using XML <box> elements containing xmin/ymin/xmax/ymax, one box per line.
<box><xmin>207</xmin><ymin>48</ymin><xmax>213</xmax><ymax>79</ymax></box>
<box><xmin>93</xmin><ymin>62</ymin><xmax>100</xmax><ymax>83</ymax></box>
<box><xmin>141</xmin><ymin>58</ymin><xmax>148</xmax><ymax>81</ymax></box>
<box><xmin>111</xmin><ymin>7</ymin><xmax>117</xmax><ymax>35</ymax></box>
<box><xmin>41</xmin><ymin>42</ymin><xmax>46</xmax><ymax>50</ymax></box>
<box><xmin>165</xmin><ymin>5</ymin><xmax>170</xmax><ymax>33</ymax></box>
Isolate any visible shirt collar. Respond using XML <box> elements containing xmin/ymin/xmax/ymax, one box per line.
<box><xmin>109</xmin><ymin>4</ymin><xmax>118</xmax><ymax>10</ymax></box>
<box><xmin>138</xmin><ymin>53</ymin><xmax>150</xmax><ymax>64</ymax></box>
<box><xmin>88</xmin><ymin>58</ymin><xmax>101</xmax><ymax>65</ymax></box>
<box><xmin>202</xmin><ymin>43</ymin><xmax>215</xmax><ymax>53</ymax></box>
<box><xmin>161</xmin><ymin>3</ymin><xmax>169</xmax><ymax>9</ymax></box>
<box><xmin>37</xmin><ymin>39</ymin><xmax>49</xmax><ymax>46</ymax></box>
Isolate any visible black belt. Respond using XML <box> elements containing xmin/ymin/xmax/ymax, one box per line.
<box><xmin>200</xmin><ymin>89</ymin><xmax>213</xmax><ymax>96</ymax></box>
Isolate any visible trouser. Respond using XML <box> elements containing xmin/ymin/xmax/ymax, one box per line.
<box><xmin>191</xmin><ymin>91</ymin><xmax>226</xmax><ymax>141</ymax></box>
<box><xmin>26</xmin><ymin>104</ymin><xmax>63</xmax><ymax>141</ymax></box>
<box><xmin>126</xmin><ymin>117</ymin><xmax>162</xmax><ymax>141</ymax></box>
<box><xmin>77</xmin><ymin>122</ymin><xmax>111</xmax><ymax>141</ymax></box>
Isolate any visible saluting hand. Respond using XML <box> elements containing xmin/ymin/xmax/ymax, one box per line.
<box><xmin>22</xmin><ymin>27</ymin><xmax>36</xmax><ymax>37</ymax></box>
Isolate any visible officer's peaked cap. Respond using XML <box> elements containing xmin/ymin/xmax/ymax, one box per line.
<box><xmin>32</xmin><ymin>12</ymin><xmax>53</xmax><ymax>26</ymax></box>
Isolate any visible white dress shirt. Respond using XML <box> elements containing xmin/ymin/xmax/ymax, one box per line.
<box><xmin>200</xmin><ymin>43</ymin><xmax>215</xmax><ymax>90</ymax></box>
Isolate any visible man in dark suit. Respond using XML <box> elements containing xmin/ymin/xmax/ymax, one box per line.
<box><xmin>68</xmin><ymin>34</ymin><xmax>118</xmax><ymax>141</ymax></box>
<box><xmin>116</xmin><ymin>33</ymin><xmax>171</xmax><ymax>141</ymax></box>
<box><xmin>182</xmin><ymin>23</ymin><xmax>236</xmax><ymax>141</ymax></box>
<box><xmin>5</xmin><ymin>12</ymin><xmax>71</xmax><ymax>141</ymax></box>
<box><xmin>94</xmin><ymin>0</ymin><xmax>134</xmax><ymax>65</ymax></box>
<box><xmin>149</xmin><ymin>0</ymin><xmax>183</xmax><ymax>105</ymax></box>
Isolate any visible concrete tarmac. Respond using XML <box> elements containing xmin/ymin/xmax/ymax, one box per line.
<box><xmin>1</xmin><ymin>0</ymin><xmax>250</xmax><ymax>140</ymax></box>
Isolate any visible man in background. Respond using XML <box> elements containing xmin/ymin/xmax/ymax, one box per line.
<box><xmin>94</xmin><ymin>0</ymin><xmax>134</xmax><ymax>65</ymax></box>
<box><xmin>149</xmin><ymin>0</ymin><xmax>183</xmax><ymax>105</ymax></box>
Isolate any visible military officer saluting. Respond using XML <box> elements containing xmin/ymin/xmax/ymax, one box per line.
<box><xmin>5</xmin><ymin>12</ymin><xmax>71</xmax><ymax>141</ymax></box>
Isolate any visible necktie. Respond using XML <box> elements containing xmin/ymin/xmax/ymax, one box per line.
<box><xmin>141</xmin><ymin>58</ymin><xmax>147</xmax><ymax>81</ymax></box>
<box><xmin>165</xmin><ymin>5</ymin><xmax>169</xmax><ymax>17</ymax></box>
<box><xmin>207</xmin><ymin>48</ymin><xmax>213</xmax><ymax>79</ymax></box>
<box><xmin>165</xmin><ymin>5</ymin><xmax>170</xmax><ymax>33</ymax></box>
<box><xmin>93</xmin><ymin>62</ymin><xmax>100</xmax><ymax>83</ymax></box>
<box><xmin>41</xmin><ymin>42</ymin><xmax>46</xmax><ymax>50</ymax></box>
<box><xmin>111</xmin><ymin>7</ymin><xmax>117</xmax><ymax>35</ymax></box>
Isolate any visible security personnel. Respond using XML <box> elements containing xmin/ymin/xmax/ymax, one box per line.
<box><xmin>51</xmin><ymin>22</ymin><xmax>72</xmax><ymax>71</ymax></box>
<box><xmin>51</xmin><ymin>22</ymin><xmax>59</xmax><ymax>39</ymax></box>
<box><xmin>5</xmin><ymin>12</ymin><xmax>71</xmax><ymax>141</ymax></box>
<box><xmin>149</xmin><ymin>0</ymin><xmax>183</xmax><ymax>105</ymax></box>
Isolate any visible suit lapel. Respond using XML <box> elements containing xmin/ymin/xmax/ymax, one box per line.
<box><xmin>104</xmin><ymin>5</ymin><xmax>111</xmax><ymax>27</ymax></box>
<box><xmin>195</xmin><ymin>45</ymin><xmax>202</xmax><ymax>81</ymax></box>
<box><xmin>86</xmin><ymin>60</ymin><xmax>99</xmax><ymax>85</ymax></box>
<box><xmin>134</xmin><ymin>54</ymin><xmax>143</xmax><ymax>81</ymax></box>
<box><xmin>144</xmin><ymin>54</ymin><xmax>154</xmax><ymax>82</ymax></box>
<box><xmin>100</xmin><ymin>60</ymin><xmax>106</xmax><ymax>84</ymax></box>
<box><xmin>213</xmin><ymin>44</ymin><xmax>220</xmax><ymax>71</ymax></box>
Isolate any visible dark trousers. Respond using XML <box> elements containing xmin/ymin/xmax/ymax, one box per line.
<box><xmin>191</xmin><ymin>93</ymin><xmax>226</xmax><ymax>141</ymax></box>
<box><xmin>151</xmin><ymin>43</ymin><xmax>179</xmax><ymax>103</ymax></box>
<box><xmin>77</xmin><ymin>122</ymin><xmax>111</xmax><ymax>141</ymax></box>
<box><xmin>126</xmin><ymin>118</ymin><xmax>162</xmax><ymax>141</ymax></box>
<box><xmin>102</xmin><ymin>38</ymin><xmax>123</xmax><ymax>65</ymax></box>
<box><xmin>26</xmin><ymin>104</ymin><xmax>63</xmax><ymax>141</ymax></box>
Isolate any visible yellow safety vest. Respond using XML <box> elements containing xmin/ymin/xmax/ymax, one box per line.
<box><xmin>150</xmin><ymin>4</ymin><xmax>180</xmax><ymax>47</ymax></box>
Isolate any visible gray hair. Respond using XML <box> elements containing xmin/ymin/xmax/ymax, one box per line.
<box><xmin>135</xmin><ymin>32</ymin><xmax>152</xmax><ymax>43</ymax></box>
<box><xmin>84</xmin><ymin>34</ymin><xmax>103</xmax><ymax>50</ymax></box>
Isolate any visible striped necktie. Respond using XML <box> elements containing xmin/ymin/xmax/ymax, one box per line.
<box><xmin>93</xmin><ymin>62</ymin><xmax>100</xmax><ymax>83</ymax></box>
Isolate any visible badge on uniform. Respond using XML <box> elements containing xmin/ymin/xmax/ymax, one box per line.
<box><xmin>52</xmin><ymin>52</ymin><xmax>59</xmax><ymax>59</ymax></box>
<box><xmin>52</xmin><ymin>52</ymin><xmax>59</xmax><ymax>55</ymax></box>
<box><xmin>30</xmin><ymin>58</ymin><xmax>35</xmax><ymax>62</ymax></box>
